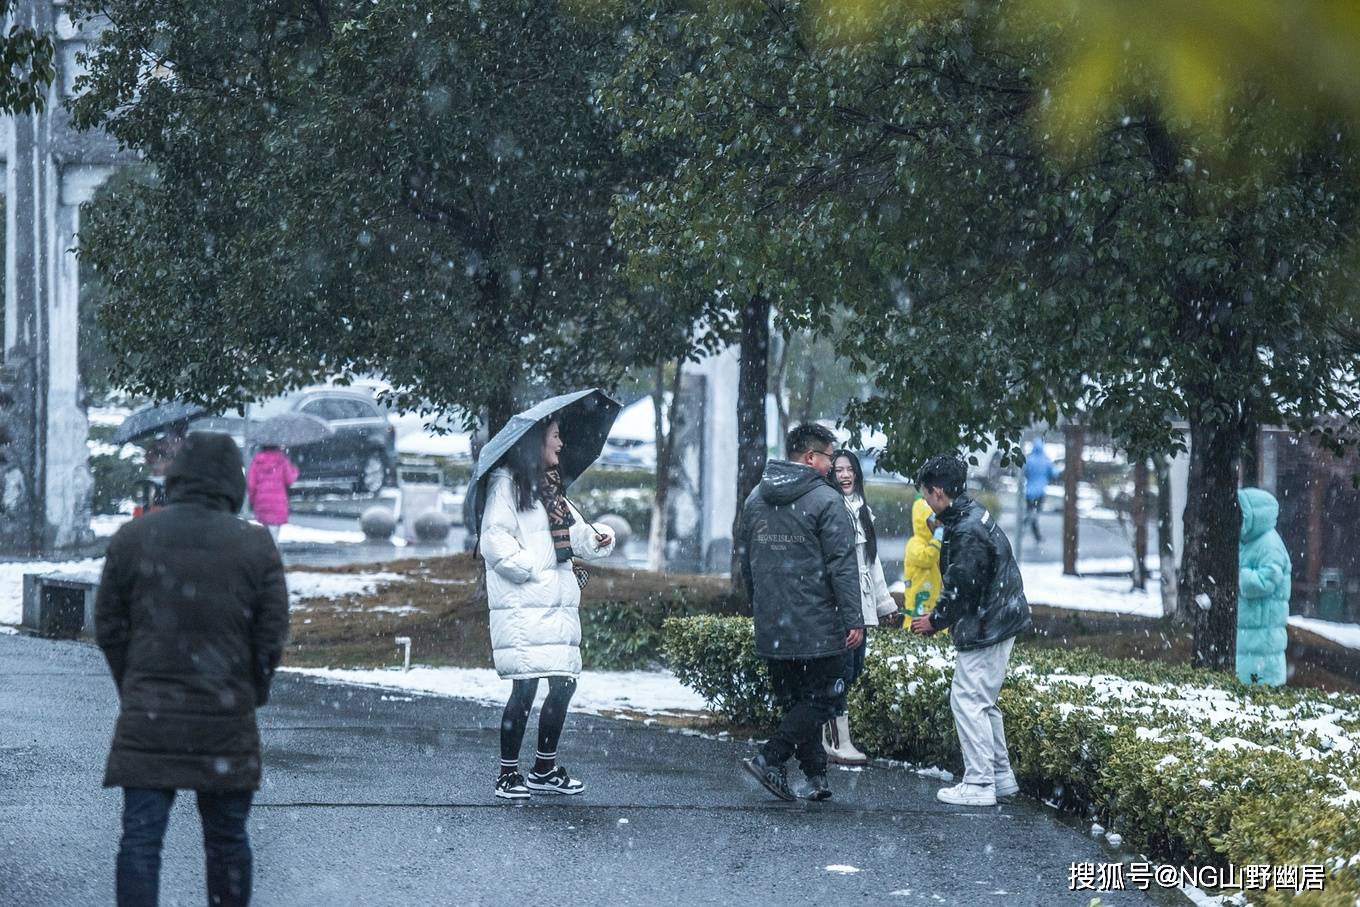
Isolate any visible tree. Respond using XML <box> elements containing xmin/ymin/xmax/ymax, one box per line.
<box><xmin>603</xmin><ymin>6</ymin><xmax>886</xmax><ymax>593</ymax></box>
<box><xmin>70</xmin><ymin>0</ymin><xmax>647</xmax><ymax>431</ymax></box>
<box><xmin>0</xmin><ymin>0</ymin><xmax>54</xmax><ymax>115</ymax></box>
<box><xmin>761</xmin><ymin>0</ymin><xmax>1360</xmax><ymax>156</ymax></box>
<box><xmin>607</xmin><ymin>1</ymin><xmax>1360</xmax><ymax>669</ymax></box>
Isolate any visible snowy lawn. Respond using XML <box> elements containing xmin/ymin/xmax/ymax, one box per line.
<box><xmin>1018</xmin><ymin>559</ymin><xmax>1162</xmax><ymax>617</ymax></box>
<box><xmin>1289</xmin><ymin>615</ymin><xmax>1360</xmax><ymax>652</ymax></box>
<box><xmin>287</xmin><ymin>571</ymin><xmax>405</xmax><ymax>608</ymax></box>
<box><xmin>0</xmin><ymin>560</ymin><xmax>405</xmax><ymax>625</ymax></box>
<box><xmin>284</xmin><ymin>665</ymin><xmax>708</xmax><ymax>716</ymax></box>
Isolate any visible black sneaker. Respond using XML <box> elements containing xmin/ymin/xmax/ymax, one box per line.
<box><xmin>804</xmin><ymin>774</ymin><xmax>833</xmax><ymax>802</ymax></box>
<box><xmin>526</xmin><ymin>765</ymin><xmax>586</xmax><ymax>795</ymax></box>
<box><xmin>492</xmin><ymin>772</ymin><xmax>527</xmax><ymax>799</ymax></box>
<box><xmin>742</xmin><ymin>754</ymin><xmax>796</xmax><ymax>802</ymax></box>
<box><xmin>495</xmin><ymin>772</ymin><xmax>531</xmax><ymax>800</ymax></box>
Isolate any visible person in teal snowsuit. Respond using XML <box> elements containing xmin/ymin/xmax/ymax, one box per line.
<box><xmin>1237</xmin><ymin>488</ymin><xmax>1292</xmax><ymax>687</ymax></box>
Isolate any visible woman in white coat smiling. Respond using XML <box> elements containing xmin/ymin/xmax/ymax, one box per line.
<box><xmin>826</xmin><ymin>449</ymin><xmax>898</xmax><ymax>765</ymax></box>
<box><xmin>480</xmin><ymin>416</ymin><xmax>615</xmax><ymax>800</ymax></box>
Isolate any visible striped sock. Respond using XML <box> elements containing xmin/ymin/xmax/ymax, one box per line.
<box><xmin>499</xmin><ymin>759</ymin><xmax>519</xmax><ymax>778</ymax></box>
<box><xmin>532</xmin><ymin>751</ymin><xmax>556</xmax><ymax>775</ymax></box>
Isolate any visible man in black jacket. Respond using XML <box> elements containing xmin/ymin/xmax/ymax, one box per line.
<box><xmin>96</xmin><ymin>432</ymin><xmax>289</xmax><ymax>907</ymax></box>
<box><xmin>911</xmin><ymin>454</ymin><xmax>1031</xmax><ymax>807</ymax></box>
<box><xmin>739</xmin><ymin>423</ymin><xmax>863</xmax><ymax>801</ymax></box>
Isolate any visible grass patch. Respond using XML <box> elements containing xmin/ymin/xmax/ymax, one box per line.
<box><xmin>283</xmin><ymin>554</ymin><xmax>735</xmax><ymax>671</ymax></box>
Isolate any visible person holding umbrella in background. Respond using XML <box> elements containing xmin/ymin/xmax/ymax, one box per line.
<box><xmin>246</xmin><ymin>446</ymin><xmax>299</xmax><ymax>542</ymax></box>
<box><xmin>474</xmin><ymin>390</ymin><xmax>620</xmax><ymax>800</ymax></box>
<box><xmin>244</xmin><ymin>413</ymin><xmax>329</xmax><ymax>542</ymax></box>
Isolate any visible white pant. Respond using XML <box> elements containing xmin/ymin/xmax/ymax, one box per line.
<box><xmin>950</xmin><ymin>636</ymin><xmax>1015</xmax><ymax>786</ymax></box>
<box><xmin>267</xmin><ymin>524</ymin><xmax>281</xmax><ymax>542</ymax></box>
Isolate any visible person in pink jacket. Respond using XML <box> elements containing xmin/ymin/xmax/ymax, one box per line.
<box><xmin>247</xmin><ymin>446</ymin><xmax>299</xmax><ymax>541</ymax></box>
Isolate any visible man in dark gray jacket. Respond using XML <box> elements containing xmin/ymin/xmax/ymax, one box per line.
<box><xmin>740</xmin><ymin>423</ymin><xmax>863</xmax><ymax>801</ymax></box>
<box><xmin>97</xmin><ymin>433</ymin><xmax>289</xmax><ymax>907</ymax></box>
<box><xmin>911</xmin><ymin>454</ymin><xmax>1031</xmax><ymax>807</ymax></box>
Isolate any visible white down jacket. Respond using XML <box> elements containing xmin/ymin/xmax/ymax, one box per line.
<box><xmin>842</xmin><ymin>494</ymin><xmax>898</xmax><ymax>627</ymax></box>
<box><xmin>481</xmin><ymin>468</ymin><xmax>616</xmax><ymax>679</ymax></box>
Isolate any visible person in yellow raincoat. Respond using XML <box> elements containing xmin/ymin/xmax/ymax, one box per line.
<box><xmin>903</xmin><ymin>497</ymin><xmax>943</xmax><ymax>618</ymax></box>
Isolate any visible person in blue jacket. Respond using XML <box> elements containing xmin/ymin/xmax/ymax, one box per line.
<box><xmin>1022</xmin><ymin>439</ymin><xmax>1058</xmax><ymax>543</ymax></box>
<box><xmin>1237</xmin><ymin>487</ymin><xmax>1292</xmax><ymax>687</ymax></box>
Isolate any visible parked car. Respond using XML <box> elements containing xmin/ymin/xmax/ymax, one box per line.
<box><xmin>256</xmin><ymin>389</ymin><xmax>395</xmax><ymax>493</ymax></box>
<box><xmin>192</xmin><ymin>387</ymin><xmax>396</xmax><ymax>494</ymax></box>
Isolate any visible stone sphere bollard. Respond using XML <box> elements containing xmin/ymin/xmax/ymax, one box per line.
<box><xmin>596</xmin><ymin>514</ymin><xmax>631</xmax><ymax>557</ymax></box>
<box><xmin>414</xmin><ymin>510</ymin><xmax>452</xmax><ymax>543</ymax></box>
<box><xmin>359</xmin><ymin>506</ymin><xmax>396</xmax><ymax>541</ymax></box>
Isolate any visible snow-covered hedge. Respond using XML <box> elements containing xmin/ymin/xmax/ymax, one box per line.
<box><xmin>663</xmin><ymin>616</ymin><xmax>1360</xmax><ymax>905</ymax></box>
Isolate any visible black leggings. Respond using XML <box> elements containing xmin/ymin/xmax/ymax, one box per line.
<box><xmin>500</xmin><ymin>677</ymin><xmax>577</xmax><ymax>764</ymax></box>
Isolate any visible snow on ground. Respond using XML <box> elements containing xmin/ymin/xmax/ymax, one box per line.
<box><xmin>1019</xmin><ymin>560</ymin><xmax>1162</xmax><ymax>617</ymax></box>
<box><xmin>0</xmin><ymin>559</ymin><xmax>104</xmax><ymax>625</ymax></box>
<box><xmin>92</xmin><ymin>514</ymin><xmax>133</xmax><ymax>538</ymax></box>
<box><xmin>0</xmin><ymin>560</ymin><xmax>404</xmax><ymax>624</ymax></box>
<box><xmin>286</xmin><ymin>571</ymin><xmax>405</xmax><ymax>607</ymax></box>
<box><xmin>284</xmin><ymin>665</ymin><xmax>710</xmax><ymax>716</ymax></box>
<box><xmin>88</xmin><ymin>405</ymin><xmax>134</xmax><ymax>428</ymax></box>
<box><xmin>1289</xmin><ymin>615</ymin><xmax>1360</xmax><ymax>651</ymax></box>
<box><xmin>892</xmin><ymin>556</ymin><xmax>1163</xmax><ymax>618</ymax></box>
<box><xmin>273</xmin><ymin>522</ymin><xmax>391</xmax><ymax>546</ymax></box>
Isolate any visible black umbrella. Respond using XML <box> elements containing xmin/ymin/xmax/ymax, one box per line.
<box><xmin>112</xmin><ymin>401</ymin><xmax>208</xmax><ymax>445</ymax></box>
<box><xmin>251</xmin><ymin>413</ymin><xmax>334</xmax><ymax>447</ymax></box>
<box><xmin>470</xmin><ymin>388</ymin><xmax>622</xmax><ymax>530</ymax></box>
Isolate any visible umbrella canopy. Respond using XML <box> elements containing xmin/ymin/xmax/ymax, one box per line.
<box><xmin>112</xmin><ymin>401</ymin><xmax>208</xmax><ymax>445</ymax></box>
<box><xmin>469</xmin><ymin>389</ymin><xmax>622</xmax><ymax>537</ymax></box>
<box><xmin>251</xmin><ymin>413</ymin><xmax>333</xmax><ymax>447</ymax></box>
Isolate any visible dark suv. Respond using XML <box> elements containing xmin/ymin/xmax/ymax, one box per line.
<box><xmin>248</xmin><ymin>388</ymin><xmax>396</xmax><ymax>494</ymax></box>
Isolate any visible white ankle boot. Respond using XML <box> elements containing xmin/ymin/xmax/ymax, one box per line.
<box><xmin>822</xmin><ymin>713</ymin><xmax>868</xmax><ymax>766</ymax></box>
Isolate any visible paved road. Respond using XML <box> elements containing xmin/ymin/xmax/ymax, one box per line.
<box><xmin>1</xmin><ymin>633</ymin><xmax>1176</xmax><ymax>906</ymax></box>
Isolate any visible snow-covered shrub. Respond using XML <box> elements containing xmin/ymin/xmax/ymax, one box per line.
<box><xmin>662</xmin><ymin>616</ymin><xmax>1360</xmax><ymax>901</ymax></box>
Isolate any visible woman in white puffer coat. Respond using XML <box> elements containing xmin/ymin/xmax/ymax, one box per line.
<box><xmin>480</xmin><ymin>417</ymin><xmax>615</xmax><ymax>800</ymax></box>
<box><xmin>826</xmin><ymin>449</ymin><xmax>898</xmax><ymax>766</ymax></box>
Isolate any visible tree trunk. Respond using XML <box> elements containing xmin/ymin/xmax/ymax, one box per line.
<box><xmin>1131</xmin><ymin>458</ymin><xmax>1149</xmax><ymax>591</ymax></box>
<box><xmin>798</xmin><ymin>360</ymin><xmax>817</xmax><ymax>424</ymax></box>
<box><xmin>771</xmin><ymin>329</ymin><xmax>791</xmax><ymax>447</ymax></box>
<box><xmin>647</xmin><ymin>358</ymin><xmax>684</xmax><ymax>573</ymax></box>
<box><xmin>1062</xmin><ymin>424</ymin><xmax>1083</xmax><ymax>576</ymax></box>
<box><xmin>730</xmin><ymin>294</ymin><xmax>770</xmax><ymax>595</ymax></box>
<box><xmin>486</xmin><ymin>388</ymin><xmax>517</xmax><ymax>439</ymax></box>
<box><xmin>1154</xmin><ymin>454</ymin><xmax>1178</xmax><ymax>618</ymax></box>
<box><xmin>1177</xmin><ymin>415</ymin><xmax>1245</xmax><ymax>671</ymax></box>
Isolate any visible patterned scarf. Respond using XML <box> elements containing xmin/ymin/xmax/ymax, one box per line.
<box><xmin>539</xmin><ymin>467</ymin><xmax>576</xmax><ymax>563</ymax></box>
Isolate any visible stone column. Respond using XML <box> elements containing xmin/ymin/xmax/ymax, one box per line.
<box><xmin>2</xmin><ymin>0</ymin><xmax>57</xmax><ymax>553</ymax></box>
<box><xmin>1</xmin><ymin>1</ymin><xmax>124</xmax><ymax>553</ymax></box>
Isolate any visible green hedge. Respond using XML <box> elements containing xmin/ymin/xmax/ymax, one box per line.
<box><xmin>579</xmin><ymin>588</ymin><xmax>738</xmax><ymax>671</ymax></box>
<box><xmin>662</xmin><ymin>616</ymin><xmax>1360</xmax><ymax>905</ymax></box>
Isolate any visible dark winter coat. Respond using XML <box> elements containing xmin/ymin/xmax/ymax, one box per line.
<box><xmin>96</xmin><ymin>432</ymin><xmax>290</xmax><ymax>792</ymax></box>
<box><xmin>928</xmin><ymin>494</ymin><xmax>1032</xmax><ymax>651</ymax></box>
<box><xmin>739</xmin><ymin>460</ymin><xmax>863</xmax><ymax>660</ymax></box>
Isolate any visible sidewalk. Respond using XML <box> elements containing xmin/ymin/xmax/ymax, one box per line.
<box><xmin>0</xmin><ymin>633</ymin><xmax>1176</xmax><ymax>906</ymax></box>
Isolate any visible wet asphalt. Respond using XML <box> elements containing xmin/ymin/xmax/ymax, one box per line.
<box><xmin>1</xmin><ymin>633</ymin><xmax>1179</xmax><ymax>906</ymax></box>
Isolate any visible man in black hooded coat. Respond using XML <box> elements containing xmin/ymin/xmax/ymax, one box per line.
<box><xmin>96</xmin><ymin>432</ymin><xmax>289</xmax><ymax>907</ymax></box>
